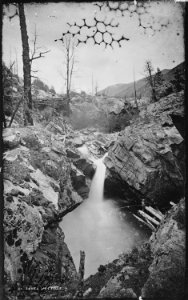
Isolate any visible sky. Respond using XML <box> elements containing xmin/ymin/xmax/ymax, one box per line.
<box><xmin>2</xmin><ymin>1</ymin><xmax>184</xmax><ymax>94</ymax></box>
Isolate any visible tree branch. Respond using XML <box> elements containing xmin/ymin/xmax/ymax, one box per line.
<box><xmin>9</xmin><ymin>61</ymin><xmax>15</xmax><ymax>70</ymax></box>
<box><xmin>30</xmin><ymin>50</ymin><xmax>51</xmax><ymax>61</ymax></box>
<box><xmin>30</xmin><ymin>24</ymin><xmax>37</xmax><ymax>63</ymax></box>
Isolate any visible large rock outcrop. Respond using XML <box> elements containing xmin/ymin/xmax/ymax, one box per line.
<box><xmin>3</xmin><ymin>123</ymin><xmax>95</xmax><ymax>298</ymax></box>
<box><xmin>104</xmin><ymin>91</ymin><xmax>185</xmax><ymax>207</ymax></box>
<box><xmin>141</xmin><ymin>198</ymin><xmax>185</xmax><ymax>299</ymax></box>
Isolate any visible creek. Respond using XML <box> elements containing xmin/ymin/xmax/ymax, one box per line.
<box><xmin>61</xmin><ymin>146</ymin><xmax>150</xmax><ymax>278</ymax></box>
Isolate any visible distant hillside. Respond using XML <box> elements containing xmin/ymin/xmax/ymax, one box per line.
<box><xmin>98</xmin><ymin>62</ymin><xmax>185</xmax><ymax>98</ymax></box>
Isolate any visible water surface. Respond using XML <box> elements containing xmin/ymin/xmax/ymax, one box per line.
<box><xmin>61</xmin><ymin>151</ymin><xmax>150</xmax><ymax>278</ymax></box>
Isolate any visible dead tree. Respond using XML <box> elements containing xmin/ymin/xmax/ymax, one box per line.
<box><xmin>18</xmin><ymin>3</ymin><xmax>33</xmax><ymax>125</ymax></box>
<box><xmin>30</xmin><ymin>24</ymin><xmax>50</xmax><ymax>77</ymax></box>
<box><xmin>133</xmin><ymin>67</ymin><xmax>139</xmax><ymax>110</ymax></box>
<box><xmin>4</xmin><ymin>5</ymin><xmax>50</xmax><ymax>127</ymax></box>
<box><xmin>144</xmin><ymin>60</ymin><xmax>157</xmax><ymax>103</ymax></box>
<box><xmin>74</xmin><ymin>250</ymin><xmax>85</xmax><ymax>298</ymax></box>
<box><xmin>95</xmin><ymin>81</ymin><xmax>98</xmax><ymax>96</ymax></box>
<box><xmin>55</xmin><ymin>35</ymin><xmax>76</xmax><ymax>116</ymax></box>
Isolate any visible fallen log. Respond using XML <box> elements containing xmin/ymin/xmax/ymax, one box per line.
<box><xmin>138</xmin><ymin>210</ymin><xmax>160</xmax><ymax>226</ymax></box>
<box><xmin>145</xmin><ymin>219</ymin><xmax>157</xmax><ymax>231</ymax></box>
<box><xmin>133</xmin><ymin>214</ymin><xmax>155</xmax><ymax>231</ymax></box>
<box><xmin>155</xmin><ymin>208</ymin><xmax>164</xmax><ymax>218</ymax></box>
<box><xmin>145</xmin><ymin>206</ymin><xmax>163</xmax><ymax>221</ymax></box>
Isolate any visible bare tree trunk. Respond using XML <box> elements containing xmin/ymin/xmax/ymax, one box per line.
<box><xmin>133</xmin><ymin>67</ymin><xmax>139</xmax><ymax>110</ymax></box>
<box><xmin>147</xmin><ymin>63</ymin><xmax>157</xmax><ymax>102</ymax></box>
<box><xmin>18</xmin><ymin>3</ymin><xmax>33</xmax><ymax>126</ymax></box>
<box><xmin>65</xmin><ymin>46</ymin><xmax>70</xmax><ymax>116</ymax></box>
<box><xmin>75</xmin><ymin>250</ymin><xmax>85</xmax><ymax>298</ymax></box>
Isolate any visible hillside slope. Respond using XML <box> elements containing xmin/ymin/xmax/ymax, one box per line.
<box><xmin>98</xmin><ymin>62</ymin><xmax>185</xmax><ymax>98</ymax></box>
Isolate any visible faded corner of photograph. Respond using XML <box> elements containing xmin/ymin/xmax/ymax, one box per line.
<box><xmin>2</xmin><ymin>1</ymin><xmax>185</xmax><ymax>300</ymax></box>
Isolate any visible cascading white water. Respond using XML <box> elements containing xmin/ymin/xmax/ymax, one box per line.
<box><xmin>89</xmin><ymin>153</ymin><xmax>108</xmax><ymax>202</ymax></box>
<box><xmin>61</xmin><ymin>149</ymin><xmax>149</xmax><ymax>278</ymax></box>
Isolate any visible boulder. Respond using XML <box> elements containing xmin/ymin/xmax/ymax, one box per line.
<box><xmin>72</xmin><ymin>137</ymin><xmax>85</xmax><ymax>147</ymax></box>
<box><xmin>30</xmin><ymin>169</ymin><xmax>59</xmax><ymax>210</ymax></box>
<box><xmin>3</xmin><ymin>128</ymin><xmax>21</xmax><ymax>149</ymax></box>
<box><xmin>74</xmin><ymin>158</ymin><xmax>96</xmax><ymax>179</ymax></box>
<box><xmin>45</xmin><ymin>121</ymin><xmax>64</xmax><ymax>134</ymax></box>
<box><xmin>70</xmin><ymin>165</ymin><xmax>90</xmax><ymax>199</ymax></box>
<box><xmin>66</xmin><ymin>148</ymin><xmax>80</xmax><ymax>159</ymax></box>
<box><xmin>104</xmin><ymin>92</ymin><xmax>185</xmax><ymax>207</ymax></box>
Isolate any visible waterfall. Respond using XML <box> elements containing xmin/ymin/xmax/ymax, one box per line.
<box><xmin>61</xmin><ymin>149</ymin><xmax>149</xmax><ymax>278</ymax></box>
<box><xmin>89</xmin><ymin>153</ymin><xmax>108</xmax><ymax>203</ymax></box>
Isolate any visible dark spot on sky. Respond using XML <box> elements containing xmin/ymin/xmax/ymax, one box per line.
<box><xmin>177</xmin><ymin>33</ymin><xmax>180</xmax><ymax>36</ymax></box>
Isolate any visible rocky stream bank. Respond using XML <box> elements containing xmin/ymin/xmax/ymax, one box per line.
<box><xmin>3</xmin><ymin>91</ymin><xmax>186</xmax><ymax>299</ymax></box>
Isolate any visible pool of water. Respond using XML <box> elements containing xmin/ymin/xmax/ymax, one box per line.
<box><xmin>60</xmin><ymin>151</ymin><xmax>150</xmax><ymax>278</ymax></box>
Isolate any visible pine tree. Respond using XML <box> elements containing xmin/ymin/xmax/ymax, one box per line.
<box><xmin>154</xmin><ymin>67</ymin><xmax>165</xmax><ymax>100</ymax></box>
<box><xmin>170</xmin><ymin>68</ymin><xmax>185</xmax><ymax>92</ymax></box>
<box><xmin>155</xmin><ymin>68</ymin><xmax>164</xmax><ymax>87</ymax></box>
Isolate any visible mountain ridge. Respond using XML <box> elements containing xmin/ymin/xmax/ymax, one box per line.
<box><xmin>98</xmin><ymin>62</ymin><xmax>185</xmax><ymax>98</ymax></box>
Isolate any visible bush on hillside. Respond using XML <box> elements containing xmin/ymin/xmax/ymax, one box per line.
<box><xmin>32</xmin><ymin>78</ymin><xmax>50</xmax><ymax>93</ymax></box>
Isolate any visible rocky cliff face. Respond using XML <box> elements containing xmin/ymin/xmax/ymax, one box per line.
<box><xmin>3</xmin><ymin>120</ymin><xmax>96</xmax><ymax>298</ymax></box>
<box><xmin>104</xmin><ymin>91</ymin><xmax>184</xmax><ymax>208</ymax></box>
<box><xmin>82</xmin><ymin>199</ymin><xmax>185</xmax><ymax>299</ymax></box>
<box><xmin>141</xmin><ymin>198</ymin><xmax>185</xmax><ymax>299</ymax></box>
